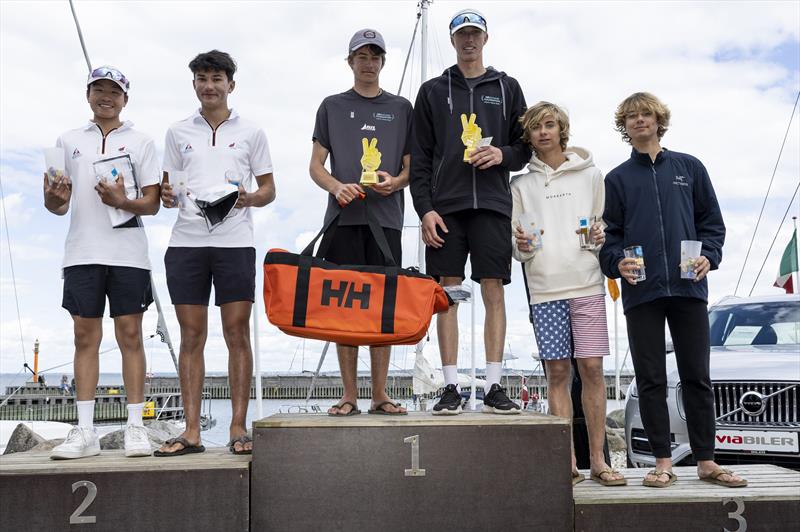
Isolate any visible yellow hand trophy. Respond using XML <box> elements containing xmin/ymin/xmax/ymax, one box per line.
<box><xmin>460</xmin><ymin>113</ymin><xmax>482</xmax><ymax>162</ymax></box>
<box><xmin>360</xmin><ymin>137</ymin><xmax>381</xmax><ymax>187</ymax></box>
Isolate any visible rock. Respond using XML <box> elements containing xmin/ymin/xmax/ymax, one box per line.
<box><xmin>606</xmin><ymin>408</ymin><xmax>625</xmax><ymax>429</ymax></box>
<box><xmin>99</xmin><ymin>420</ymin><xmax>183</xmax><ymax>450</ymax></box>
<box><xmin>29</xmin><ymin>439</ymin><xmax>64</xmax><ymax>452</ymax></box>
<box><xmin>3</xmin><ymin>423</ymin><xmax>46</xmax><ymax>455</ymax></box>
<box><xmin>606</xmin><ymin>427</ymin><xmax>626</xmax><ymax>453</ymax></box>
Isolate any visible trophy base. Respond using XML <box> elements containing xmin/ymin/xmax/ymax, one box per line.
<box><xmin>360</xmin><ymin>171</ymin><xmax>378</xmax><ymax>187</ymax></box>
<box><xmin>463</xmin><ymin>148</ymin><xmax>474</xmax><ymax>163</ymax></box>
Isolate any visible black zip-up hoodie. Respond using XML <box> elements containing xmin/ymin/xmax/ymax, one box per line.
<box><xmin>599</xmin><ymin>148</ymin><xmax>726</xmax><ymax>313</ymax></box>
<box><xmin>410</xmin><ymin>66</ymin><xmax>531</xmax><ymax>219</ymax></box>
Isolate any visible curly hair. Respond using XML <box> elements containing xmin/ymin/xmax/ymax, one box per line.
<box><xmin>519</xmin><ymin>101</ymin><xmax>570</xmax><ymax>152</ymax></box>
<box><xmin>614</xmin><ymin>92</ymin><xmax>670</xmax><ymax>143</ymax></box>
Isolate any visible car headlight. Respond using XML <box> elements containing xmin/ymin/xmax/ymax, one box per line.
<box><xmin>628</xmin><ymin>379</ymin><xmax>638</xmax><ymax>398</ymax></box>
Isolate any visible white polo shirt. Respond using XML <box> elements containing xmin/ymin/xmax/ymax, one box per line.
<box><xmin>58</xmin><ymin>121</ymin><xmax>160</xmax><ymax>270</ymax></box>
<box><xmin>163</xmin><ymin>109</ymin><xmax>273</xmax><ymax>248</ymax></box>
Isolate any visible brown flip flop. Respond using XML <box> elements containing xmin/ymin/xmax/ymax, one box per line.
<box><xmin>572</xmin><ymin>471</ymin><xmax>585</xmax><ymax>486</ymax></box>
<box><xmin>153</xmin><ymin>436</ymin><xmax>205</xmax><ymax>457</ymax></box>
<box><xmin>642</xmin><ymin>469</ymin><xmax>677</xmax><ymax>488</ymax></box>
<box><xmin>699</xmin><ymin>467</ymin><xmax>747</xmax><ymax>488</ymax></box>
<box><xmin>368</xmin><ymin>401</ymin><xmax>408</xmax><ymax>415</ymax></box>
<box><xmin>328</xmin><ymin>401</ymin><xmax>361</xmax><ymax>417</ymax></box>
<box><xmin>590</xmin><ymin>467</ymin><xmax>627</xmax><ymax>486</ymax></box>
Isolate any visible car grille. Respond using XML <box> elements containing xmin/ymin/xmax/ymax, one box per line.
<box><xmin>714</xmin><ymin>381</ymin><xmax>799</xmax><ymax>427</ymax></box>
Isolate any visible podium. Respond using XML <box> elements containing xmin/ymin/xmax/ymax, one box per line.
<box><xmin>251</xmin><ymin>411</ymin><xmax>572</xmax><ymax>531</ymax></box>
<box><xmin>0</xmin><ymin>449</ymin><xmax>250</xmax><ymax>531</ymax></box>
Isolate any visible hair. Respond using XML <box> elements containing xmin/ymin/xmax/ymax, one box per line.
<box><xmin>346</xmin><ymin>44</ymin><xmax>386</xmax><ymax>66</ymax></box>
<box><xmin>189</xmin><ymin>50</ymin><xmax>237</xmax><ymax>81</ymax></box>
<box><xmin>614</xmin><ymin>92</ymin><xmax>670</xmax><ymax>143</ymax></box>
<box><xmin>519</xmin><ymin>101</ymin><xmax>570</xmax><ymax>151</ymax></box>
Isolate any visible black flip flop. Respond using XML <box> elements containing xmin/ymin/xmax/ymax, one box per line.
<box><xmin>368</xmin><ymin>401</ymin><xmax>408</xmax><ymax>415</ymax></box>
<box><xmin>153</xmin><ymin>436</ymin><xmax>205</xmax><ymax>457</ymax></box>
<box><xmin>228</xmin><ymin>434</ymin><xmax>253</xmax><ymax>455</ymax></box>
<box><xmin>328</xmin><ymin>401</ymin><xmax>361</xmax><ymax>416</ymax></box>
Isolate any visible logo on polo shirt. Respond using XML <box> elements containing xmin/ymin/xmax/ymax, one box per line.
<box><xmin>71</xmin><ymin>148</ymin><xmax>82</xmax><ymax>159</ymax></box>
<box><xmin>183</xmin><ymin>143</ymin><xmax>193</xmax><ymax>153</ymax></box>
<box><xmin>118</xmin><ymin>146</ymin><xmax>126</xmax><ymax>152</ymax></box>
<box><xmin>361</xmin><ymin>123</ymin><xmax>376</xmax><ymax>131</ymax></box>
<box><xmin>228</xmin><ymin>142</ymin><xmax>236</xmax><ymax>149</ymax></box>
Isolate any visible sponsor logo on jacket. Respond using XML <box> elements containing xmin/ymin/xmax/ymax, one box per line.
<box><xmin>481</xmin><ymin>95</ymin><xmax>502</xmax><ymax>106</ymax></box>
<box><xmin>673</xmin><ymin>175</ymin><xmax>689</xmax><ymax>187</ymax></box>
<box><xmin>361</xmin><ymin>123</ymin><xmax>376</xmax><ymax>131</ymax></box>
<box><xmin>373</xmin><ymin>112</ymin><xmax>395</xmax><ymax>122</ymax></box>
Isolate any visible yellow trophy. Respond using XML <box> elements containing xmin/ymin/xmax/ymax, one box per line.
<box><xmin>460</xmin><ymin>113</ymin><xmax>482</xmax><ymax>163</ymax></box>
<box><xmin>360</xmin><ymin>137</ymin><xmax>381</xmax><ymax>187</ymax></box>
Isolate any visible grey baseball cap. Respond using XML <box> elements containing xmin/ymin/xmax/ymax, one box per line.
<box><xmin>348</xmin><ymin>29</ymin><xmax>386</xmax><ymax>53</ymax></box>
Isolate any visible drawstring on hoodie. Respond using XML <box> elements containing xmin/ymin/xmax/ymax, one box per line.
<box><xmin>447</xmin><ymin>67</ymin><xmax>507</xmax><ymax>120</ymax></box>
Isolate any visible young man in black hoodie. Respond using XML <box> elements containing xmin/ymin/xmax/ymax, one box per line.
<box><xmin>410</xmin><ymin>9</ymin><xmax>531</xmax><ymax>415</ymax></box>
<box><xmin>600</xmin><ymin>92</ymin><xmax>746</xmax><ymax>488</ymax></box>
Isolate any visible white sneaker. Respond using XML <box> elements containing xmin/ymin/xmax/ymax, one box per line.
<box><xmin>124</xmin><ymin>424</ymin><xmax>152</xmax><ymax>457</ymax></box>
<box><xmin>50</xmin><ymin>427</ymin><xmax>101</xmax><ymax>460</ymax></box>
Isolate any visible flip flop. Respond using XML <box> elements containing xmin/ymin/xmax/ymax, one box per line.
<box><xmin>642</xmin><ymin>468</ymin><xmax>677</xmax><ymax>488</ymax></box>
<box><xmin>328</xmin><ymin>401</ymin><xmax>361</xmax><ymax>417</ymax></box>
<box><xmin>153</xmin><ymin>436</ymin><xmax>205</xmax><ymax>457</ymax></box>
<box><xmin>368</xmin><ymin>401</ymin><xmax>408</xmax><ymax>415</ymax></box>
<box><xmin>572</xmin><ymin>471</ymin><xmax>585</xmax><ymax>486</ymax></box>
<box><xmin>228</xmin><ymin>434</ymin><xmax>253</xmax><ymax>455</ymax></box>
<box><xmin>590</xmin><ymin>467</ymin><xmax>627</xmax><ymax>486</ymax></box>
<box><xmin>699</xmin><ymin>467</ymin><xmax>747</xmax><ymax>488</ymax></box>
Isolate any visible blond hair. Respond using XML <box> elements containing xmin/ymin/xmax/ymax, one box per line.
<box><xmin>519</xmin><ymin>101</ymin><xmax>570</xmax><ymax>152</ymax></box>
<box><xmin>614</xmin><ymin>92</ymin><xmax>670</xmax><ymax>143</ymax></box>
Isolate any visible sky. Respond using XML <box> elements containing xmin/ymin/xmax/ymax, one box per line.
<box><xmin>1</xmin><ymin>0</ymin><xmax>799</xmax><ymax>382</ymax></box>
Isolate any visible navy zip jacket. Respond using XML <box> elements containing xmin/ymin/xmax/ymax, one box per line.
<box><xmin>600</xmin><ymin>148</ymin><xmax>726</xmax><ymax>313</ymax></box>
<box><xmin>410</xmin><ymin>66</ymin><xmax>531</xmax><ymax>219</ymax></box>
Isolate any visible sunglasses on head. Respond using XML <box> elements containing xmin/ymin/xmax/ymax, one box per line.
<box><xmin>90</xmin><ymin>67</ymin><xmax>130</xmax><ymax>90</ymax></box>
<box><xmin>449</xmin><ymin>12</ymin><xmax>487</xmax><ymax>30</ymax></box>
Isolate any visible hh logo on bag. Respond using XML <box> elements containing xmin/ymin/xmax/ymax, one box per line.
<box><xmin>321</xmin><ymin>280</ymin><xmax>371</xmax><ymax>309</ymax></box>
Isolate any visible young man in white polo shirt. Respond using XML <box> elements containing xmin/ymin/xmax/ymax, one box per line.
<box><xmin>44</xmin><ymin>66</ymin><xmax>161</xmax><ymax>459</ymax></box>
<box><xmin>155</xmin><ymin>50</ymin><xmax>275</xmax><ymax>456</ymax></box>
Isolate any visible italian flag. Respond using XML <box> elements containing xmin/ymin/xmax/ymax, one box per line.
<box><xmin>773</xmin><ymin>229</ymin><xmax>798</xmax><ymax>293</ymax></box>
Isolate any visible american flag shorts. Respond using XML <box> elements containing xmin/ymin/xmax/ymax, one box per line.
<box><xmin>531</xmin><ymin>293</ymin><xmax>610</xmax><ymax>360</ymax></box>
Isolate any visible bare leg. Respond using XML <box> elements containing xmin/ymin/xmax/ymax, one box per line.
<box><xmin>480</xmin><ymin>279</ymin><xmax>506</xmax><ymax>364</ymax></box>
<box><xmin>221</xmin><ymin>301</ymin><xmax>253</xmax><ymax>453</ymax></box>
<box><xmin>114</xmin><ymin>313</ymin><xmax>146</xmax><ymax>404</ymax></box>
<box><xmin>545</xmin><ymin>359</ymin><xmax>575</xmax><ymax>472</ymax></box>
<box><xmin>72</xmin><ymin>316</ymin><xmax>102</xmax><ymax>402</ymax></box>
<box><xmin>370</xmin><ymin>346</ymin><xmax>406</xmax><ymax>413</ymax></box>
<box><xmin>577</xmin><ymin>357</ymin><xmax>623</xmax><ymax>482</ymax></box>
<box><xmin>437</xmin><ymin>276</ymin><xmax>462</xmax><ymax>367</ymax></box>
<box><xmin>158</xmin><ymin>304</ymin><xmax>207</xmax><ymax>453</ymax></box>
<box><xmin>328</xmin><ymin>344</ymin><xmax>359</xmax><ymax>415</ymax></box>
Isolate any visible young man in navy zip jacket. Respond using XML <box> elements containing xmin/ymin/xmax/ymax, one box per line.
<box><xmin>600</xmin><ymin>92</ymin><xmax>746</xmax><ymax>488</ymax></box>
<box><xmin>410</xmin><ymin>9</ymin><xmax>531</xmax><ymax>414</ymax></box>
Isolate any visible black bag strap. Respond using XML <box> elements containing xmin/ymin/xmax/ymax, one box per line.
<box><xmin>301</xmin><ymin>195</ymin><xmax>397</xmax><ymax>267</ymax></box>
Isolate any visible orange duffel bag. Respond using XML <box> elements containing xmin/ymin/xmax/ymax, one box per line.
<box><xmin>263</xmin><ymin>209</ymin><xmax>450</xmax><ymax>347</ymax></box>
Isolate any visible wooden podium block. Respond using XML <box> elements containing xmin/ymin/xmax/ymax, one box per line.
<box><xmin>251</xmin><ymin>411</ymin><xmax>572</xmax><ymax>532</ymax></box>
<box><xmin>573</xmin><ymin>464</ymin><xmax>800</xmax><ymax>532</ymax></box>
<box><xmin>0</xmin><ymin>449</ymin><xmax>250</xmax><ymax>532</ymax></box>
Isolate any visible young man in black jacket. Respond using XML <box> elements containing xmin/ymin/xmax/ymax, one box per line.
<box><xmin>410</xmin><ymin>9</ymin><xmax>531</xmax><ymax>414</ymax></box>
<box><xmin>600</xmin><ymin>92</ymin><xmax>746</xmax><ymax>488</ymax></box>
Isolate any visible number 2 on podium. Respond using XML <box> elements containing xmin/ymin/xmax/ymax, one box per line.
<box><xmin>70</xmin><ymin>480</ymin><xmax>98</xmax><ymax>524</ymax></box>
<box><xmin>404</xmin><ymin>435</ymin><xmax>426</xmax><ymax>477</ymax></box>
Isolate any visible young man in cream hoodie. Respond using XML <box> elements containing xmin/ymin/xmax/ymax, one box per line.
<box><xmin>512</xmin><ymin>102</ymin><xmax>625</xmax><ymax>487</ymax></box>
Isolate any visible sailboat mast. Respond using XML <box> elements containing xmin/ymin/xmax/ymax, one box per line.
<box><xmin>418</xmin><ymin>0</ymin><xmax>430</xmax><ymax>274</ymax></box>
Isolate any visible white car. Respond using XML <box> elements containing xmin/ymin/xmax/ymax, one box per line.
<box><xmin>625</xmin><ymin>294</ymin><xmax>800</xmax><ymax>469</ymax></box>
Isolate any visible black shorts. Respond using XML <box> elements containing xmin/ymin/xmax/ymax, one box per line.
<box><xmin>319</xmin><ymin>225</ymin><xmax>402</xmax><ymax>267</ymax></box>
<box><xmin>425</xmin><ymin>209</ymin><xmax>512</xmax><ymax>284</ymax></box>
<box><xmin>165</xmin><ymin>247</ymin><xmax>255</xmax><ymax>306</ymax></box>
<box><xmin>62</xmin><ymin>265</ymin><xmax>152</xmax><ymax>318</ymax></box>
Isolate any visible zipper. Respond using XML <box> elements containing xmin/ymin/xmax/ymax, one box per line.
<box><xmin>651</xmin><ymin>163</ymin><xmax>672</xmax><ymax>295</ymax></box>
<box><xmin>470</xmin><ymin>87</ymin><xmax>477</xmax><ymax>209</ymax></box>
<box><xmin>95</xmin><ymin>124</ymin><xmax>119</xmax><ymax>155</ymax></box>
<box><xmin>202</xmin><ymin>116</ymin><xmax>228</xmax><ymax>146</ymax></box>
<box><xmin>432</xmin><ymin>159</ymin><xmax>445</xmax><ymax>193</ymax></box>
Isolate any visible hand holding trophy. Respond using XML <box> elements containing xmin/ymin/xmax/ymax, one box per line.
<box><xmin>359</xmin><ymin>137</ymin><xmax>381</xmax><ymax>187</ymax></box>
<box><xmin>460</xmin><ymin>113</ymin><xmax>482</xmax><ymax>162</ymax></box>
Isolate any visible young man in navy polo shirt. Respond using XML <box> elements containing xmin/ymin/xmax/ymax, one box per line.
<box><xmin>44</xmin><ymin>66</ymin><xmax>160</xmax><ymax>459</ymax></box>
<box><xmin>156</xmin><ymin>50</ymin><xmax>276</xmax><ymax>456</ymax></box>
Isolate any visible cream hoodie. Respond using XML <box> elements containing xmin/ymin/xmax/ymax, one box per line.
<box><xmin>511</xmin><ymin>147</ymin><xmax>605</xmax><ymax>304</ymax></box>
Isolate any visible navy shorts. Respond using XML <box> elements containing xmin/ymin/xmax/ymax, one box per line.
<box><xmin>165</xmin><ymin>247</ymin><xmax>255</xmax><ymax>306</ymax></box>
<box><xmin>320</xmin><ymin>225</ymin><xmax>402</xmax><ymax>267</ymax></box>
<box><xmin>425</xmin><ymin>209</ymin><xmax>512</xmax><ymax>284</ymax></box>
<box><xmin>62</xmin><ymin>265</ymin><xmax>152</xmax><ymax>318</ymax></box>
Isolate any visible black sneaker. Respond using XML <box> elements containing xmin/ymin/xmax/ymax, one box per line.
<box><xmin>432</xmin><ymin>384</ymin><xmax>463</xmax><ymax>415</ymax></box>
<box><xmin>482</xmin><ymin>384</ymin><xmax>521</xmax><ymax>415</ymax></box>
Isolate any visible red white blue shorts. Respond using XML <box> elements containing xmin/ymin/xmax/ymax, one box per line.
<box><xmin>531</xmin><ymin>294</ymin><xmax>609</xmax><ymax>360</ymax></box>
